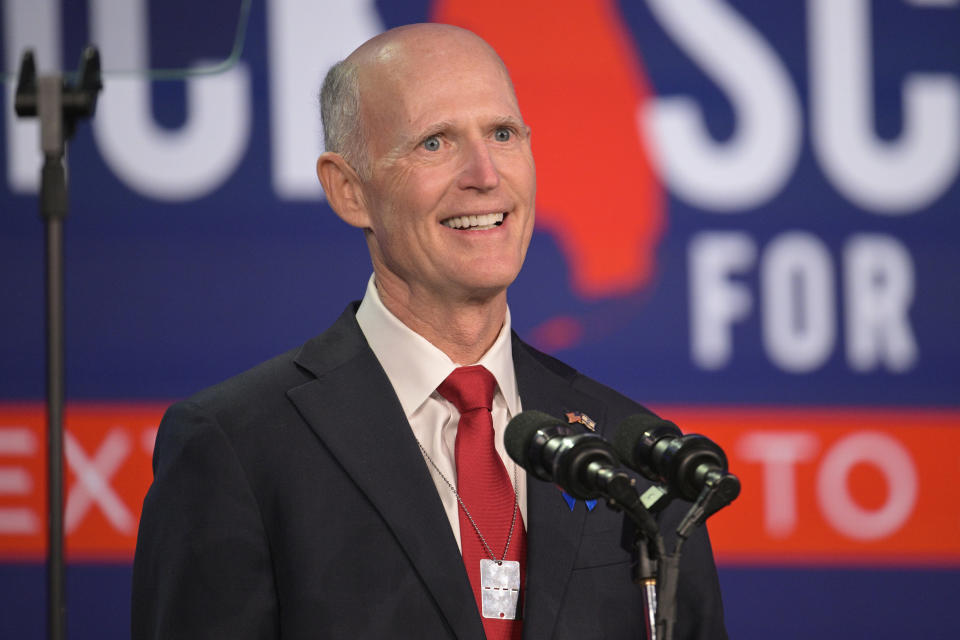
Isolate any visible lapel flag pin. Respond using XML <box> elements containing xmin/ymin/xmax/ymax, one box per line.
<box><xmin>565</xmin><ymin>411</ymin><xmax>596</xmax><ymax>431</ymax></box>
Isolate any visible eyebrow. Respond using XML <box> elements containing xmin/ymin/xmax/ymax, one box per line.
<box><xmin>382</xmin><ymin>121</ymin><xmax>451</xmax><ymax>158</ymax></box>
<box><xmin>488</xmin><ymin>115</ymin><xmax>527</xmax><ymax>131</ymax></box>
<box><xmin>411</xmin><ymin>120</ymin><xmax>455</xmax><ymax>144</ymax></box>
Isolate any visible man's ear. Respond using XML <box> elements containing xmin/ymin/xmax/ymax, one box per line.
<box><xmin>316</xmin><ymin>152</ymin><xmax>371</xmax><ymax>229</ymax></box>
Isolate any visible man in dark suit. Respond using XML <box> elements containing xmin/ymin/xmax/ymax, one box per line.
<box><xmin>132</xmin><ymin>23</ymin><xmax>728</xmax><ymax>639</ymax></box>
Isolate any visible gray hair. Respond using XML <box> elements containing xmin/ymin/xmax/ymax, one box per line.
<box><xmin>319</xmin><ymin>59</ymin><xmax>369</xmax><ymax>178</ymax></box>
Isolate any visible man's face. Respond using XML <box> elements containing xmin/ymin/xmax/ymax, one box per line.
<box><xmin>356</xmin><ymin>34</ymin><xmax>536</xmax><ymax>307</ymax></box>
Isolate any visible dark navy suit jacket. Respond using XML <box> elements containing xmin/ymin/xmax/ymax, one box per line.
<box><xmin>131</xmin><ymin>304</ymin><xmax>728</xmax><ymax>639</ymax></box>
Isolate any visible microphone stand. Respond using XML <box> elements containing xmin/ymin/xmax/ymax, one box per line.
<box><xmin>628</xmin><ymin>525</ymin><xmax>663</xmax><ymax>640</ymax></box>
<box><xmin>599</xmin><ymin>473</ymin><xmax>664</xmax><ymax>640</ymax></box>
<box><xmin>609</xmin><ymin>470</ymin><xmax>739</xmax><ymax>640</ymax></box>
<box><xmin>14</xmin><ymin>46</ymin><xmax>103</xmax><ymax>640</ymax></box>
<box><xmin>630</xmin><ymin>472</ymin><xmax>739</xmax><ymax>640</ymax></box>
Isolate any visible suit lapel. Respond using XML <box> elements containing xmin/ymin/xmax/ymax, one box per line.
<box><xmin>287</xmin><ymin>307</ymin><xmax>484</xmax><ymax>640</ymax></box>
<box><xmin>512</xmin><ymin>337</ymin><xmax>608</xmax><ymax>639</ymax></box>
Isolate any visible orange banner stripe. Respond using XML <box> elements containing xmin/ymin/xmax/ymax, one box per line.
<box><xmin>2</xmin><ymin>404</ymin><xmax>958</xmax><ymax>565</ymax></box>
<box><xmin>654</xmin><ymin>407</ymin><xmax>960</xmax><ymax>566</ymax></box>
<box><xmin>0</xmin><ymin>403</ymin><xmax>162</xmax><ymax>561</ymax></box>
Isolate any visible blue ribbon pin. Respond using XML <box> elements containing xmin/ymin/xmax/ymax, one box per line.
<box><xmin>561</xmin><ymin>490</ymin><xmax>597</xmax><ymax>512</ymax></box>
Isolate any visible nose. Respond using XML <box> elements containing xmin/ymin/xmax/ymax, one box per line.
<box><xmin>457</xmin><ymin>138</ymin><xmax>501</xmax><ymax>191</ymax></box>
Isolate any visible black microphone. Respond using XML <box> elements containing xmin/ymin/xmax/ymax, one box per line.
<box><xmin>504</xmin><ymin>410</ymin><xmax>636</xmax><ymax>502</ymax></box>
<box><xmin>612</xmin><ymin>413</ymin><xmax>740</xmax><ymax>504</ymax></box>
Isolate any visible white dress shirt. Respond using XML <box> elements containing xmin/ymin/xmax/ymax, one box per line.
<box><xmin>355</xmin><ymin>275</ymin><xmax>527</xmax><ymax>550</ymax></box>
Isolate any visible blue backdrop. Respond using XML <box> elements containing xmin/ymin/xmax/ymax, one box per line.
<box><xmin>2</xmin><ymin>0</ymin><xmax>959</xmax><ymax>637</ymax></box>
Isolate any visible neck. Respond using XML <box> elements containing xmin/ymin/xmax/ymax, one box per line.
<box><xmin>374</xmin><ymin>275</ymin><xmax>508</xmax><ymax>365</ymax></box>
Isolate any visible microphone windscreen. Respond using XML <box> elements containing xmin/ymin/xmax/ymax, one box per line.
<box><xmin>611</xmin><ymin>412</ymin><xmax>672</xmax><ymax>468</ymax></box>
<box><xmin>504</xmin><ymin>410</ymin><xmax>565</xmax><ymax>469</ymax></box>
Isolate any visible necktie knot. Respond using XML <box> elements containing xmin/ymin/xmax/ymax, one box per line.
<box><xmin>437</xmin><ymin>365</ymin><xmax>496</xmax><ymax>414</ymax></box>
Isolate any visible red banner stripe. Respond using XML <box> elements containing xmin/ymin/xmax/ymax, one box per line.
<box><xmin>2</xmin><ymin>404</ymin><xmax>958</xmax><ymax>565</ymax></box>
<box><xmin>0</xmin><ymin>403</ymin><xmax>162</xmax><ymax>561</ymax></box>
<box><xmin>654</xmin><ymin>407</ymin><xmax>960</xmax><ymax>566</ymax></box>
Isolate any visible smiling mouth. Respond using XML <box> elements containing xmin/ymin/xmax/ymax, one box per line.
<box><xmin>441</xmin><ymin>212</ymin><xmax>505</xmax><ymax>231</ymax></box>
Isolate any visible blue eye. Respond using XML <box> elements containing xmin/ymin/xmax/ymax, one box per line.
<box><xmin>494</xmin><ymin>128</ymin><xmax>511</xmax><ymax>142</ymax></box>
<box><xmin>423</xmin><ymin>135</ymin><xmax>441</xmax><ymax>151</ymax></box>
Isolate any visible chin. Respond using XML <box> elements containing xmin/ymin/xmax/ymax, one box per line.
<box><xmin>480</xmin><ymin>263</ymin><xmax>523</xmax><ymax>285</ymax></box>
<box><xmin>470</xmin><ymin>280</ymin><xmax>520</xmax><ymax>303</ymax></box>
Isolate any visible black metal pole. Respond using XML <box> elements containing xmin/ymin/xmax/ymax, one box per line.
<box><xmin>37</xmin><ymin>73</ymin><xmax>70</xmax><ymax>640</ymax></box>
<box><xmin>15</xmin><ymin>49</ymin><xmax>101</xmax><ymax>640</ymax></box>
<box><xmin>46</xmin><ymin>213</ymin><xmax>67</xmax><ymax>640</ymax></box>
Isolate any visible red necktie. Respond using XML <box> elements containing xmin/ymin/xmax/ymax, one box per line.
<box><xmin>437</xmin><ymin>366</ymin><xmax>525</xmax><ymax>640</ymax></box>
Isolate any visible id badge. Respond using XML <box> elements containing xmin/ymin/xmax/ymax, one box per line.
<box><xmin>479</xmin><ymin>559</ymin><xmax>521</xmax><ymax>620</ymax></box>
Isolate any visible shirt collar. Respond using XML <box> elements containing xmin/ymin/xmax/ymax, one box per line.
<box><xmin>355</xmin><ymin>274</ymin><xmax>520</xmax><ymax>420</ymax></box>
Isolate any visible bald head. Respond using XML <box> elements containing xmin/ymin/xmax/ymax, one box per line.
<box><xmin>349</xmin><ymin>23</ymin><xmax>510</xmax><ymax>79</ymax></box>
<box><xmin>319</xmin><ymin>24</ymin><xmax>518</xmax><ymax>179</ymax></box>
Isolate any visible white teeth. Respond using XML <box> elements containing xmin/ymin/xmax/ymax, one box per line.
<box><xmin>441</xmin><ymin>212</ymin><xmax>505</xmax><ymax>230</ymax></box>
